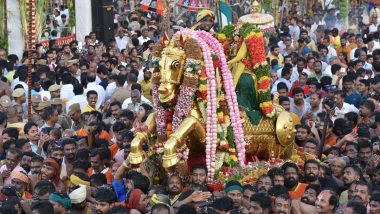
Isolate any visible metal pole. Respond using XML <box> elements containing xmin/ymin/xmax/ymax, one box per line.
<box><xmin>27</xmin><ymin>0</ymin><xmax>36</xmax><ymax>121</ymax></box>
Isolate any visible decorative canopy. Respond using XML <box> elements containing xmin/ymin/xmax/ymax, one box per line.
<box><xmin>237</xmin><ymin>0</ymin><xmax>274</xmax><ymax>32</ymax></box>
<box><xmin>175</xmin><ymin>0</ymin><xmax>209</xmax><ymax>11</ymax></box>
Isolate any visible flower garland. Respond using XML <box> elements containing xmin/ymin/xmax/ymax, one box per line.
<box><xmin>239</xmin><ymin>24</ymin><xmax>275</xmax><ymax>118</ymax></box>
<box><xmin>175</xmin><ymin>29</ymin><xmax>218</xmax><ymax>180</ymax></box>
<box><xmin>197</xmin><ymin>30</ymin><xmax>246</xmax><ymax>169</ymax></box>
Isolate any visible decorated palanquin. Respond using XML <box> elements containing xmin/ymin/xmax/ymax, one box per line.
<box><xmin>128</xmin><ymin>23</ymin><xmax>297</xmax><ymax>180</ymax></box>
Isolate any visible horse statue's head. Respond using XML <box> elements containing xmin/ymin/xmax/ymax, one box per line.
<box><xmin>157</xmin><ymin>41</ymin><xmax>186</xmax><ymax>103</ymax></box>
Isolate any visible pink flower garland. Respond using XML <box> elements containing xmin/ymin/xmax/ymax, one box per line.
<box><xmin>172</xmin><ymin>83</ymin><xmax>198</xmax><ymax>131</ymax></box>
<box><xmin>152</xmin><ymin>84</ymin><xmax>167</xmax><ymax>137</ymax></box>
<box><xmin>175</xmin><ymin>29</ymin><xmax>218</xmax><ymax>180</ymax></box>
<box><xmin>196</xmin><ymin>31</ymin><xmax>246</xmax><ymax>167</ymax></box>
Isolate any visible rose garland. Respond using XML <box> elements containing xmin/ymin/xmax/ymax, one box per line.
<box><xmin>240</xmin><ymin>24</ymin><xmax>275</xmax><ymax>118</ymax></box>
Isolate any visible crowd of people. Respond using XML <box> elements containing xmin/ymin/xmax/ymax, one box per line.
<box><xmin>0</xmin><ymin>0</ymin><xmax>380</xmax><ymax>214</ymax></box>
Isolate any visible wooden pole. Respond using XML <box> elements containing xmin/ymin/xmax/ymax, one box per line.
<box><xmin>27</xmin><ymin>0</ymin><xmax>36</xmax><ymax>121</ymax></box>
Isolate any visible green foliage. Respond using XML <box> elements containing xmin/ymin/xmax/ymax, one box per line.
<box><xmin>221</xmin><ymin>24</ymin><xmax>235</xmax><ymax>39</ymax></box>
<box><xmin>239</xmin><ymin>23</ymin><xmax>259</xmax><ymax>38</ymax></box>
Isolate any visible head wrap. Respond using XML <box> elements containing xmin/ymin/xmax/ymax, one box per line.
<box><xmin>10</xmin><ymin>171</ymin><xmax>29</xmax><ymax>184</ymax></box>
<box><xmin>49</xmin><ymin>193</ymin><xmax>72</xmax><ymax>209</ymax></box>
<box><xmin>43</xmin><ymin>158</ymin><xmax>61</xmax><ymax>185</ymax></box>
<box><xmin>70</xmin><ymin>174</ymin><xmax>90</xmax><ymax>187</ymax></box>
<box><xmin>225</xmin><ymin>185</ymin><xmax>243</xmax><ymax>193</ymax></box>
<box><xmin>69</xmin><ymin>185</ymin><xmax>87</xmax><ymax>204</ymax></box>
<box><xmin>191</xmin><ymin>9</ymin><xmax>215</xmax><ymax>30</ymax></box>
<box><xmin>127</xmin><ymin>188</ymin><xmax>143</xmax><ymax>210</ymax></box>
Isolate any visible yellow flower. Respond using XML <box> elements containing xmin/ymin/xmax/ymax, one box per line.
<box><xmin>260</xmin><ymin>101</ymin><xmax>273</xmax><ymax>108</ymax></box>
<box><xmin>199</xmin><ymin>84</ymin><xmax>207</xmax><ymax>91</ymax></box>
<box><xmin>229</xmin><ymin>148</ymin><xmax>236</xmax><ymax>153</ymax></box>
<box><xmin>218</xmin><ymin>33</ymin><xmax>227</xmax><ymax>40</ymax></box>
<box><xmin>258</xmin><ymin>76</ymin><xmax>270</xmax><ymax>83</ymax></box>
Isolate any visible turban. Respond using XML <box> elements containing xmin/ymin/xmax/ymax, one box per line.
<box><xmin>70</xmin><ymin>174</ymin><xmax>90</xmax><ymax>187</ymax></box>
<box><xmin>69</xmin><ymin>185</ymin><xmax>87</xmax><ymax>204</ymax></box>
<box><xmin>196</xmin><ymin>9</ymin><xmax>215</xmax><ymax>23</ymax></box>
<box><xmin>43</xmin><ymin>158</ymin><xmax>61</xmax><ymax>185</ymax></box>
<box><xmin>49</xmin><ymin>193</ymin><xmax>72</xmax><ymax>209</ymax></box>
<box><xmin>127</xmin><ymin>188</ymin><xmax>143</xmax><ymax>210</ymax></box>
<box><xmin>225</xmin><ymin>185</ymin><xmax>243</xmax><ymax>193</ymax></box>
<box><xmin>191</xmin><ymin>9</ymin><xmax>215</xmax><ymax>30</ymax></box>
<box><xmin>10</xmin><ymin>171</ymin><xmax>29</xmax><ymax>184</ymax></box>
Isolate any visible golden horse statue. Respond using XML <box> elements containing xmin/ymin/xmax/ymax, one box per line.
<box><xmin>129</xmin><ymin>27</ymin><xmax>296</xmax><ymax>175</ymax></box>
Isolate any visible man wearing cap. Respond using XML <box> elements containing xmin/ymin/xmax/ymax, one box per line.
<box><xmin>68</xmin><ymin>104</ymin><xmax>83</xmax><ymax>131</ymax></box>
<box><xmin>49</xmin><ymin>192</ymin><xmax>72</xmax><ymax>214</ymax></box>
<box><xmin>192</xmin><ymin>9</ymin><xmax>215</xmax><ymax>32</ymax></box>
<box><xmin>52</xmin><ymin>98</ymin><xmax>72</xmax><ymax>130</ymax></box>
<box><xmin>31</xmin><ymin>94</ymin><xmax>44</xmax><ymax>127</ymax></box>
<box><xmin>12</xmin><ymin>88</ymin><xmax>26</xmax><ymax>109</ymax></box>
<box><xmin>0</xmin><ymin>95</ymin><xmax>12</xmax><ymax>111</ymax></box>
<box><xmin>10</xmin><ymin>170</ymin><xmax>32</xmax><ymax>199</ymax></box>
<box><xmin>69</xmin><ymin>185</ymin><xmax>93</xmax><ymax>213</ymax></box>
<box><xmin>68</xmin><ymin>59</ymin><xmax>80</xmax><ymax>79</ymax></box>
<box><xmin>49</xmin><ymin>84</ymin><xmax>61</xmax><ymax>99</ymax></box>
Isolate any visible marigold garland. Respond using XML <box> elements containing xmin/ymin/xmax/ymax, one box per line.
<box><xmin>240</xmin><ymin>23</ymin><xmax>275</xmax><ymax>118</ymax></box>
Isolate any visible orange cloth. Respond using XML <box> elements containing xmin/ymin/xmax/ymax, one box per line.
<box><xmin>76</xmin><ymin>129</ymin><xmax>112</xmax><ymax>142</ymax></box>
<box><xmin>324</xmin><ymin>133</ymin><xmax>337</xmax><ymax>147</ymax></box>
<box><xmin>288</xmin><ymin>183</ymin><xmax>308</xmax><ymax>200</ymax></box>
<box><xmin>88</xmin><ymin>167</ymin><xmax>112</xmax><ymax>184</ymax></box>
<box><xmin>109</xmin><ymin>143</ymin><xmax>118</xmax><ymax>159</ymax></box>
<box><xmin>23</xmin><ymin>191</ymin><xmax>32</xmax><ymax>199</ymax></box>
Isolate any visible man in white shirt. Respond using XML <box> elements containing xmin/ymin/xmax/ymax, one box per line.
<box><xmin>334</xmin><ymin>90</ymin><xmax>359</xmax><ymax>119</ymax></box>
<box><xmin>83</xmin><ymin>72</ymin><xmax>105</xmax><ymax>108</ymax></box>
<box><xmin>66</xmin><ymin>84</ymin><xmax>87</xmax><ymax>113</ymax></box>
<box><xmin>115</xmin><ymin>28</ymin><xmax>130</xmax><ymax>51</ymax></box>
<box><xmin>60</xmin><ymin>73</ymin><xmax>75</xmax><ymax>101</ymax></box>
<box><xmin>271</xmin><ymin>66</ymin><xmax>292</xmax><ymax>94</ymax></box>
<box><xmin>122</xmin><ymin>89</ymin><xmax>152</xmax><ymax>112</ymax></box>
<box><xmin>138</xmin><ymin>29</ymin><xmax>150</xmax><ymax>46</ymax></box>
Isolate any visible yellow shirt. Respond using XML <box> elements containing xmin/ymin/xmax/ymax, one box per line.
<box><xmin>81</xmin><ymin>105</ymin><xmax>99</xmax><ymax>113</ymax></box>
<box><xmin>269</xmin><ymin>54</ymin><xmax>284</xmax><ymax>67</ymax></box>
<box><xmin>139</xmin><ymin>80</ymin><xmax>152</xmax><ymax>101</ymax></box>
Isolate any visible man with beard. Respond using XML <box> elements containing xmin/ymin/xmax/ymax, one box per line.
<box><xmin>20</xmin><ymin>151</ymin><xmax>35</xmax><ymax>173</ymax></box>
<box><xmin>352</xmin><ymin>180</ymin><xmax>371</xmax><ymax>208</ymax></box>
<box><xmin>191</xmin><ymin>10</ymin><xmax>215</xmax><ymax>32</ymax></box>
<box><xmin>281</xmin><ymin>162</ymin><xmax>308</xmax><ymax>200</ymax></box>
<box><xmin>290</xmin><ymin>87</ymin><xmax>310</xmax><ymax>120</ymax></box>
<box><xmin>303</xmin><ymin>159</ymin><xmax>320</xmax><ymax>185</ymax></box>
<box><xmin>256</xmin><ymin>175</ymin><xmax>273</xmax><ymax>193</ymax></box>
<box><xmin>30</xmin><ymin>155</ymin><xmax>43</xmax><ymax>175</ymax></box>
<box><xmin>166</xmin><ymin>175</ymin><xmax>211</xmax><ymax>208</ymax></box>
<box><xmin>190</xmin><ymin>164</ymin><xmax>208</xmax><ymax>190</ymax></box>
<box><xmin>273</xmin><ymin>194</ymin><xmax>291</xmax><ymax>214</ymax></box>
<box><xmin>315</xmin><ymin>189</ymin><xmax>339</xmax><ymax>214</ymax></box>
<box><xmin>291</xmin><ymin>184</ymin><xmax>320</xmax><ymax>214</ymax></box>
<box><xmin>371</xmin><ymin>164</ymin><xmax>380</xmax><ymax>185</ymax></box>
<box><xmin>95</xmin><ymin>187</ymin><xmax>116</xmax><ymax>214</ymax></box>
<box><xmin>340</xmin><ymin>165</ymin><xmax>362</xmax><ymax>203</ymax></box>
<box><xmin>139</xmin><ymin>69</ymin><xmax>152</xmax><ymax>101</ymax></box>
<box><xmin>295</xmin><ymin>124</ymin><xmax>310</xmax><ymax>147</ymax></box>
<box><xmin>249</xmin><ymin>192</ymin><xmax>272</xmax><ymax>214</ymax></box>
<box><xmin>10</xmin><ymin>170</ymin><xmax>32</xmax><ymax>199</ymax></box>
<box><xmin>357</xmin><ymin>140</ymin><xmax>373</xmax><ymax>169</ymax></box>
<box><xmin>309</xmin><ymin>60</ymin><xmax>327</xmax><ymax>82</ymax></box>
<box><xmin>60</xmin><ymin>139</ymin><xmax>77</xmax><ymax>180</ymax></box>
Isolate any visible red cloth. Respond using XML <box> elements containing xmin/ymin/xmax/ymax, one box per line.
<box><xmin>43</xmin><ymin>158</ymin><xmax>61</xmax><ymax>186</ymax></box>
<box><xmin>289</xmin><ymin>82</ymin><xmax>310</xmax><ymax>97</ymax></box>
<box><xmin>127</xmin><ymin>188</ymin><xmax>143</xmax><ymax>210</ymax></box>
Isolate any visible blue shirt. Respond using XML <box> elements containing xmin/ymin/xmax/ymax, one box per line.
<box><xmin>344</xmin><ymin>91</ymin><xmax>361</xmax><ymax>108</ymax></box>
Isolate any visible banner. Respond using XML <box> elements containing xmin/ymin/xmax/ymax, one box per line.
<box><xmin>39</xmin><ymin>34</ymin><xmax>76</xmax><ymax>49</ymax></box>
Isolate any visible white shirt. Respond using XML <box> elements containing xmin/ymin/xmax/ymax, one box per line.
<box><xmin>369</xmin><ymin>23</ymin><xmax>378</xmax><ymax>33</ymax></box>
<box><xmin>105</xmin><ymin>82</ymin><xmax>117</xmax><ymax>101</ymax></box>
<box><xmin>39</xmin><ymin>90</ymin><xmax>51</xmax><ymax>101</ymax></box>
<box><xmin>122</xmin><ymin>95</ymin><xmax>152</xmax><ymax>111</ymax></box>
<box><xmin>334</xmin><ymin>102</ymin><xmax>359</xmax><ymax>119</ymax></box>
<box><xmin>66</xmin><ymin>95</ymin><xmax>87</xmax><ymax>113</ymax></box>
<box><xmin>271</xmin><ymin>78</ymin><xmax>292</xmax><ymax>94</ymax></box>
<box><xmin>60</xmin><ymin>84</ymin><xmax>75</xmax><ymax>101</ymax></box>
<box><xmin>84</xmin><ymin>82</ymin><xmax>106</xmax><ymax>107</ymax></box>
<box><xmin>290</xmin><ymin>68</ymin><xmax>309</xmax><ymax>84</ymax></box>
<box><xmin>327</xmin><ymin>45</ymin><xmax>337</xmax><ymax>58</ymax></box>
<box><xmin>115</xmin><ymin>36</ymin><xmax>130</xmax><ymax>51</ymax></box>
<box><xmin>138</xmin><ymin>36</ymin><xmax>150</xmax><ymax>46</ymax></box>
